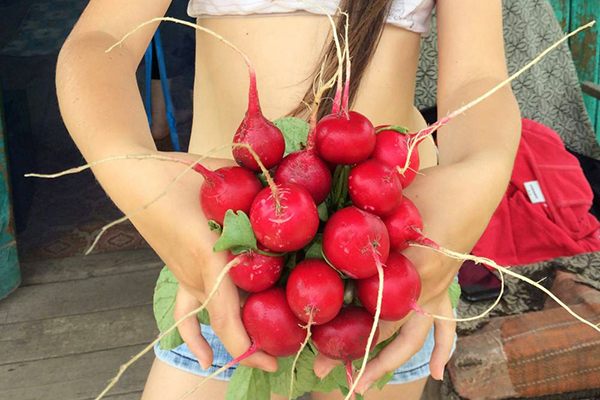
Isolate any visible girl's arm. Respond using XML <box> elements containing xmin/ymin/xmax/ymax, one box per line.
<box><xmin>405</xmin><ymin>0</ymin><xmax>522</xmax><ymax>299</ymax></box>
<box><xmin>57</xmin><ymin>0</ymin><xmax>277</xmax><ymax>372</ymax></box>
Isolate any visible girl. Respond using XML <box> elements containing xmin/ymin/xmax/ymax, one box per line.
<box><xmin>56</xmin><ymin>1</ymin><xmax>521</xmax><ymax>398</ymax></box>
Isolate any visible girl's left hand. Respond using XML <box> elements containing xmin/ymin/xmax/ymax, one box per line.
<box><xmin>313</xmin><ymin>291</ymin><xmax>456</xmax><ymax>394</ymax></box>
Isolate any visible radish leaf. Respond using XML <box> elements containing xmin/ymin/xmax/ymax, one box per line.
<box><xmin>153</xmin><ymin>266</ymin><xmax>210</xmax><ymax>350</ymax></box>
<box><xmin>318</xmin><ymin>202</ymin><xmax>329</xmax><ymax>221</ymax></box>
<box><xmin>375</xmin><ymin>125</ymin><xmax>408</xmax><ymax>134</ymax></box>
<box><xmin>304</xmin><ymin>234</ymin><xmax>324</xmax><ymax>260</ymax></box>
<box><xmin>213</xmin><ymin>210</ymin><xmax>258</xmax><ymax>254</ymax></box>
<box><xmin>226</xmin><ymin>365</ymin><xmax>271</xmax><ymax>400</ymax></box>
<box><xmin>274</xmin><ymin>117</ymin><xmax>310</xmax><ymax>156</ymax></box>
<box><xmin>448</xmin><ymin>280</ymin><xmax>461</xmax><ymax>309</ymax></box>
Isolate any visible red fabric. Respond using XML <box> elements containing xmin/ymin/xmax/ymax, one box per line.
<box><xmin>472</xmin><ymin>118</ymin><xmax>600</xmax><ymax>266</ymax></box>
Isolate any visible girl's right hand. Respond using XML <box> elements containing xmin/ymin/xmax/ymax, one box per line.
<box><xmin>96</xmin><ymin>150</ymin><xmax>278</xmax><ymax>373</ymax></box>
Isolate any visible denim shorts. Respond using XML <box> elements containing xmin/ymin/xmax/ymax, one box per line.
<box><xmin>154</xmin><ymin>322</ymin><xmax>457</xmax><ymax>385</ymax></box>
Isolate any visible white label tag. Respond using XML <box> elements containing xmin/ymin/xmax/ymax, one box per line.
<box><xmin>524</xmin><ymin>181</ymin><xmax>546</xmax><ymax>204</ymax></box>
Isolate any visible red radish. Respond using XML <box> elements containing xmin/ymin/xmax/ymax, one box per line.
<box><xmin>348</xmin><ymin>159</ymin><xmax>403</xmax><ymax>217</ymax></box>
<box><xmin>249</xmin><ymin>182</ymin><xmax>319</xmax><ymax>252</ymax></box>
<box><xmin>323</xmin><ymin>206</ymin><xmax>390</xmax><ymax>279</ymax></box>
<box><xmin>311</xmin><ymin>306</ymin><xmax>379</xmax><ymax>362</ymax></box>
<box><xmin>315</xmin><ymin>111</ymin><xmax>376</xmax><ymax>165</ymax></box>
<box><xmin>274</xmin><ymin>145</ymin><xmax>332</xmax><ymax>205</ymax></box>
<box><xmin>383</xmin><ymin>197</ymin><xmax>424</xmax><ymax>250</ymax></box>
<box><xmin>231</xmin><ymin>60</ymin><xmax>285</xmax><ymax>171</ymax></box>
<box><xmin>286</xmin><ymin>259</ymin><xmax>344</xmax><ymax>325</ymax></box>
<box><xmin>198</xmin><ymin>166</ymin><xmax>263</xmax><ymax>225</ymax></box>
<box><xmin>356</xmin><ymin>252</ymin><xmax>421</xmax><ymax>321</ymax></box>
<box><xmin>242</xmin><ymin>287</ymin><xmax>306</xmax><ymax>357</ymax></box>
<box><xmin>371</xmin><ymin>127</ymin><xmax>420</xmax><ymax>189</ymax></box>
<box><xmin>227</xmin><ymin>249</ymin><xmax>284</xmax><ymax>293</ymax></box>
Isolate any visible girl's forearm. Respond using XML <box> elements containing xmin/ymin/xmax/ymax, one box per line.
<box><xmin>406</xmin><ymin>78</ymin><xmax>521</xmax><ymax>299</ymax></box>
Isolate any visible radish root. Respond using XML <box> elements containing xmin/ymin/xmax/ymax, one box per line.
<box><xmin>93</xmin><ymin>257</ymin><xmax>241</xmax><ymax>400</ymax></box>
<box><xmin>177</xmin><ymin>342</ymin><xmax>259</xmax><ymax>400</ymax></box>
<box><xmin>289</xmin><ymin>308</ymin><xmax>315</xmax><ymax>400</ymax></box>
<box><xmin>410</xmin><ymin>242</ymin><xmax>600</xmax><ymax>334</ymax></box>
<box><xmin>397</xmin><ymin>20</ymin><xmax>596</xmax><ymax>176</ymax></box>
<box><xmin>344</xmin><ymin>245</ymin><xmax>384</xmax><ymax>400</ymax></box>
<box><xmin>27</xmin><ymin>143</ymin><xmax>272</xmax><ymax>255</ymax></box>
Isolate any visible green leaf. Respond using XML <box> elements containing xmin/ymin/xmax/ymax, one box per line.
<box><xmin>304</xmin><ymin>234</ymin><xmax>323</xmax><ymax>260</ymax></box>
<box><xmin>448</xmin><ymin>280</ymin><xmax>462</xmax><ymax>309</ymax></box>
<box><xmin>213</xmin><ymin>210</ymin><xmax>257</xmax><ymax>254</ymax></box>
<box><xmin>153</xmin><ymin>266</ymin><xmax>210</xmax><ymax>350</ymax></box>
<box><xmin>208</xmin><ymin>220</ymin><xmax>222</xmax><ymax>233</ymax></box>
<box><xmin>376</xmin><ymin>371</ymin><xmax>394</xmax><ymax>389</ymax></box>
<box><xmin>269</xmin><ymin>349</ymin><xmax>318</xmax><ymax>398</ymax></box>
<box><xmin>226</xmin><ymin>365</ymin><xmax>271</xmax><ymax>400</ymax></box>
<box><xmin>274</xmin><ymin>117</ymin><xmax>310</xmax><ymax>156</ymax></box>
<box><xmin>284</xmin><ymin>252</ymin><xmax>298</xmax><ymax>270</ymax></box>
<box><xmin>376</xmin><ymin>125</ymin><xmax>409</xmax><ymax>134</ymax></box>
<box><xmin>318</xmin><ymin>202</ymin><xmax>329</xmax><ymax>222</ymax></box>
<box><xmin>154</xmin><ymin>266</ymin><xmax>184</xmax><ymax>350</ymax></box>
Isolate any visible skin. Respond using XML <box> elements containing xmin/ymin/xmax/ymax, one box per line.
<box><xmin>57</xmin><ymin>0</ymin><xmax>520</xmax><ymax>399</ymax></box>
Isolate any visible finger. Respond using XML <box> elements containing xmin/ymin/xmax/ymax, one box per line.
<box><xmin>429</xmin><ymin>297</ymin><xmax>456</xmax><ymax>380</ymax></box>
<box><xmin>174</xmin><ymin>287</ymin><xmax>214</xmax><ymax>370</ymax></box>
<box><xmin>355</xmin><ymin>312</ymin><xmax>433</xmax><ymax>394</ymax></box>
<box><xmin>204</xmin><ymin>270</ymin><xmax>278</xmax><ymax>373</ymax></box>
<box><xmin>313</xmin><ymin>352</ymin><xmax>342</xmax><ymax>378</ymax></box>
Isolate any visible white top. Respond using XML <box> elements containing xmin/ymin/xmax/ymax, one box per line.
<box><xmin>188</xmin><ymin>0</ymin><xmax>436</xmax><ymax>33</ymax></box>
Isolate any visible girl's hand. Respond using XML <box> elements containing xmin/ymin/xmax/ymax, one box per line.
<box><xmin>98</xmin><ymin>150</ymin><xmax>278</xmax><ymax>373</ymax></box>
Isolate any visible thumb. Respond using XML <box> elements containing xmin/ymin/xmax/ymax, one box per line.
<box><xmin>313</xmin><ymin>352</ymin><xmax>342</xmax><ymax>378</ymax></box>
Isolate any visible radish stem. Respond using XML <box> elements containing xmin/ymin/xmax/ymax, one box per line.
<box><xmin>345</xmin><ymin>362</ymin><xmax>356</xmax><ymax>400</ymax></box>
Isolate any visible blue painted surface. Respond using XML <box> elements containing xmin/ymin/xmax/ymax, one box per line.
<box><xmin>0</xmin><ymin>90</ymin><xmax>20</xmax><ymax>300</ymax></box>
<box><xmin>549</xmin><ymin>0</ymin><xmax>600</xmax><ymax>138</ymax></box>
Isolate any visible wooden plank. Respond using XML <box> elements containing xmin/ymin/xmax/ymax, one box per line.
<box><xmin>103</xmin><ymin>391</ymin><xmax>144</xmax><ymax>400</ymax></box>
<box><xmin>0</xmin><ymin>304</ymin><xmax>158</xmax><ymax>365</ymax></box>
<box><xmin>0</xmin><ymin>345</ymin><xmax>153</xmax><ymax>400</ymax></box>
<box><xmin>0</xmin><ymin>269</ymin><xmax>158</xmax><ymax>325</ymax></box>
<box><xmin>570</xmin><ymin>0</ymin><xmax>599</xmax><ymax>133</ymax></box>
<box><xmin>582</xmin><ymin>81</ymin><xmax>600</xmax><ymax>99</ymax></box>
<box><xmin>20</xmin><ymin>248</ymin><xmax>163</xmax><ymax>286</ymax></box>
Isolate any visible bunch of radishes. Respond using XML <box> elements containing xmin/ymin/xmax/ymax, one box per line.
<box><xmin>188</xmin><ymin>38</ymin><xmax>435</xmax><ymax>398</ymax></box>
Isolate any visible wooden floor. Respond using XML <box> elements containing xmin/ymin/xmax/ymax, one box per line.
<box><xmin>0</xmin><ymin>249</ymin><xmax>442</xmax><ymax>400</ymax></box>
<box><xmin>0</xmin><ymin>249</ymin><xmax>164</xmax><ymax>400</ymax></box>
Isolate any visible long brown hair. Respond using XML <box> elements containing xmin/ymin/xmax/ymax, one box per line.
<box><xmin>290</xmin><ymin>0</ymin><xmax>394</xmax><ymax>120</ymax></box>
